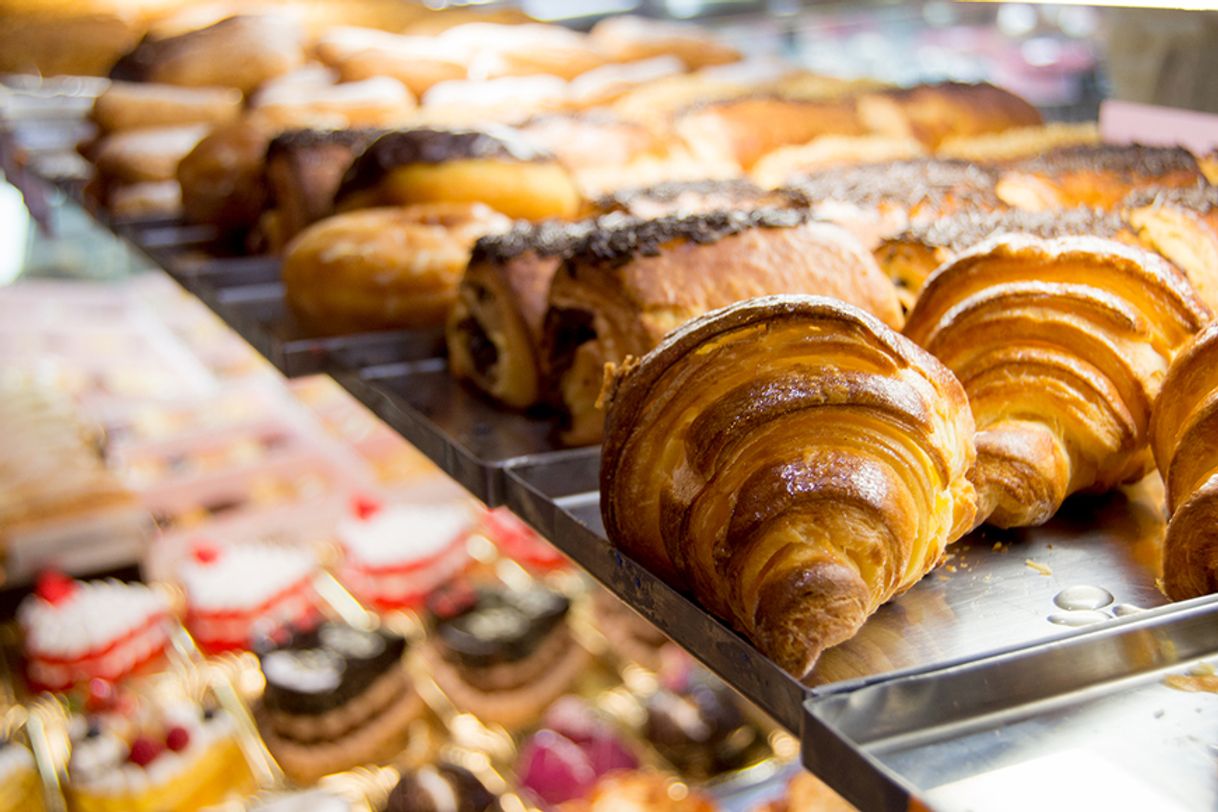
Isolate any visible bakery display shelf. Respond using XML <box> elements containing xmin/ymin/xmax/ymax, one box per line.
<box><xmin>804</xmin><ymin>595</ymin><xmax>1218</xmax><ymax>811</ymax></box>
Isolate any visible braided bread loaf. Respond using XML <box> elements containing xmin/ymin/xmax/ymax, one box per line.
<box><xmin>600</xmin><ymin>296</ymin><xmax>977</xmax><ymax>676</ymax></box>
<box><xmin>1151</xmin><ymin>323</ymin><xmax>1218</xmax><ymax>600</ymax></box>
<box><xmin>904</xmin><ymin>234</ymin><xmax>1210</xmax><ymax>528</ymax></box>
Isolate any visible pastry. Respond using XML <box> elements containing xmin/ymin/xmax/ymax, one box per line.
<box><xmin>874</xmin><ymin>207</ymin><xmax>1131</xmax><ymax>308</ymax></box>
<box><xmin>176</xmin><ymin>119</ymin><xmax>274</xmax><ymax>232</ymax></box>
<box><xmin>424</xmin><ymin>581</ymin><xmax>590</xmax><ymax>729</ymax></box>
<box><xmin>90</xmin><ymin>82</ymin><xmax>242</xmax><ymax>134</ymax></box>
<box><xmin>749</xmin><ymin>134</ymin><xmax>927</xmax><ymax>189</ymax></box>
<box><xmin>333</xmin><ymin>128</ymin><xmax>582</xmax><ymax>220</ymax></box>
<box><xmin>314</xmin><ymin>27</ymin><xmax>468</xmax><ymax>96</ymax></box>
<box><xmin>592</xmin><ymin>589</ymin><xmax>671</xmax><ymax>672</ymax></box>
<box><xmin>256</xmin><ymin>622</ymin><xmax>424</xmax><ymax>785</ymax></box>
<box><xmin>761</xmin><ymin>770</ymin><xmax>858</xmax><ymax>812</ymax></box>
<box><xmin>66</xmin><ymin>692</ymin><xmax>254</xmax><ymax>812</ymax></box>
<box><xmin>518</xmin><ymin>697</ymin><xmax>639</xmax><ymax>807</ymax></box>
<box><xmin>386</xmin><ymin>763</ymin><xmax>499</xmax><ymax>812</ymax></box>
<box><xmin>543</xmin><ymin>210</ymin><xmax>904</xmax><ymax>445</ymax></box>
<box><xmin>599</xmin><ymin>296</ymin><xmax>978</xmax><ymax>676</ymax></box>
<box><xmin>447</xmin><ymin>218</ymin><xmax>601</xmax><ymax>409</ymax></box>
<box><xmin>440</xmin><ymin>22</ymin><xmax>606</xmax><ymax>81</ymax></box>
<box><xmin>1125</xmin><ymin>183</ymin><xmax>1218</xmax><ymax>313</ymax></box>
<box><xmin>249</xmin><ymin>76</ymin><xmax>417</xmax><ymax>130</ymax></box>
<box><xmin>1150</xmin><ymin>323</ymin><xmax>1218</xmax><ymax>600</ymax></box>
<box><xmin>93</xmin><ymin>124</ymin><xmax>210</xmax><ymax>185</ymax></box>
<box><xmin>588</xmin><ymin>15</ymin><xmax>741</xmax><ymax>70</ymax></box>
<box><xmin>858</xmin><ymin>81</ymin><xmax>1042</xmax><ymax>150</ymax></box>
<box><xmin>20</xmin><ymin>573</ymin><xmax>170</xmax><ymax>691</ymax></box>
<box><xmin>784</xmin><ymin>158</ymin><xmax>1003</xmax><ymax>249</ymax></box>
<box><xmin>262</xmin><ymin>128</ymin><xmax>382</xmax><ymax>252</ymax></box>
<box><xmin>589</xmin><ymin>178</ymin><xmax>798</xmax><ymax>219</ymax></box>
<box><xmin>108</xmin><ymin>181</ymin><xmax>182</xmax><ymax>219</ymax></box>
<box><xmin>180</xmin><ymin>541</ymin><xmax>320</xmax><ymax>654</ymax></box>
<box><xmin>108</xmin><ymin>14</ymin><xmax>305</xmax><ymax>93</ymax></box>
<box><xmin>282</xmin><ymin>203</ymin><xmax>511</xmax><ymax>334</ymax></box>
<box><xmin>643</xmin><ymin>667</ymin><xmax>761</xmax><ymax>778</ymax></box>
<box><xmin>935</xmin><ymin>121</ymin><xmax>1100</xmax><ymax>162</ymax></box>
<box><xmin>0</xmin><ymin>738</ymin><xmax>43</xmax><ymax>812</ymax></box>
<box><xmin>566</xmin><ymin>56</ymin><xmax>686</xmax><ymax>110</ymax></box>
<box><xmin>514</xmin><ymin>112</ymin><xmax>659</xmax><ymax>178</ymax></box>
<box><xmin>903</xmin><ymin>234</ymin><xmax>1209</xmax><ymax>528</ymax></box>
<box><xmin>557</xmin><ymin>771</ymin><xmax>718</xmax><ymax>812</ymax></box>
<box><xmin>995</xmin><ymin>144</ymin><xmax>1205</xmax><ymax>211</ymax></box>
<box><xmin>336</xmin><ymin>498</ymin><xmax>474</xmax><ymax>612</ymax></box>
<box><xmin>674</xmin><ymin>95</ymin><xmax>865</xmax><ymax>170</ymax></box>
<box><xmin>419</xmin><ymin>76</ymin><xmax>570</xmax><ymax>125</ymax></box>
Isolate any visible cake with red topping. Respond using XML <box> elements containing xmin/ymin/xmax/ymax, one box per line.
<box><xmin>336</xmin><ymin>496</ymin><xmax>473</xmax><ymax>612</ymax></box>
<box><xmin>180</xmin><ymin>541</ymin><xmax>320</xmax><ymax>653</ymax></box>
<box><xmin>481</xmin><ymin>507</ymin><xmax>568</xmax><ymax>574</ymax></box>
<box><xmin>19</xmin><ymin>573</ymin><xmax>169</xmax><ymax>692</ymax></box>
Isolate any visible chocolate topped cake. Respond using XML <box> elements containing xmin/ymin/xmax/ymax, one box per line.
<box><xmin>386</xmin><ymin>763</ymin><xmax>499</xmax><ymax>812</ymax></box>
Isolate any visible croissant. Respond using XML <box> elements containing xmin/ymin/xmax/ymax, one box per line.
<box><xmin>543</xmin><ymin>210</ymin><xmax>904</xmax><ymax>445</ymax></box>
<box><xmin>875</xmin><ymin>207</ymin><xmax>1132</xmax><ymax>308</ymax></box>
<box><xmin>857</xmin><ymin>81</ymin><xmax>1042</xmax><ymax>150</ymax></box>
<box><xmin>1150</xmin><ymin>323</ymin><xmax>1218</xmax><ymax>600</ymax></box>
<box><xmin>1125</xmin><ymin>183</ymin><xmax>1218</xmax><ymax>314</ymax></box>
<box><xmin>447</xmin><ymin>219</ymin><xmax>600</xmax><ymax>409</ymax></box>
<box><xmin>995</xmin><ymin>144</ymin><xmax>1205</xmax><ymax>212</ymax></box>
<box><xmin>600</xmin><ymin>296</ymin><xmax>977</xmax><ymax>676</ymax></box>
<box><xmin>903</xmin><ymin>234</ymin><xmax>1210</xmax><ymax>528</ymax></box>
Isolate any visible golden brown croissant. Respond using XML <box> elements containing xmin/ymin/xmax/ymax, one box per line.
<box><xmin>858</xmin><ymin>81</ymin><xmax>1042</xmax><ymax>150</ymax></box>
<box><xmin>903</xmin><ymin>234</ymin><xmax>1210</xmax><ymax>528</ymax></box>
<box><xmin>1125</xmin><ymin>183</ymin><xmax>1218</xmax><ymax>314</ymax></box>
<box><xmin>544</xmin><ymin>210</ymin><xmax>904</xmax><ymax>446</ymax></box>
<box><xmin>447</xmin><ymin>219</ymin><xmax>601</xmax><ymax>409</ymax></box>
<box><xmin>600</xmin><ymin>296</ymin><xmax>977</xmax><ymax>676</ymax></box>
<box><xmin>995</xmin><ymin>144</ymin><xmax>1205</xmax><ymax>212</ymax></box>
<box><xmin>1150</xmin><ymin>323</ymin><xmax>1218</xmax><ymax>600</ymax></box>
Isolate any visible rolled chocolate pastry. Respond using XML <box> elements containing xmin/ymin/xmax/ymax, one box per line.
<box><xmin>935</xmin><ymin>121</ymin><xmax>1099</xmax><ymax>163</ymax></box>
<box><xmin>262</xmin><ymin>128</ymin><xmax>383</xmax><ymax>253</ymax></box>
<box><xmin>782</xmin><ymin>158</ymin><xmax>1003</xmax><ymax>248</ymax></box>
<box><xmin>386</xmin><ymin>763</ymin><xmax>499</xmax><ymax>812</ymax></box>
<box><xmin>588</xmin><ymin>179</ymin><xmax>799</xmax><ymax>219</ymax></box>
<box><xmin>749</xmin><ymin>134</ymin><xmax>927</xmax><ymax>189</ymax></box>
<box><xmin>995</xmin><ymin>144</ymin><xmax>1205</xmax><ymax>211</ymax></box>
<box><xmin>108</xmin><ymin>14</ymin><xmax>305</xmax><ymax>93</ymax></box>
<box><xmin>90</xmin><ymin>82</ymin><xmax>242</xmax><ymax>134</ymax></box>
<box><xmin>875</xmin><ymin>207</ymin><xmax>1132</xmax><ymax>308</ymax></box>
<box><xmin>674</xmin><ymin>94</ymin><xmax>865</xmax><ymax>170</ymax></box>
<box><xmin>858</xmin><ymin>81</ymin><xmax>1042</xmax><ymax>150</ymax></box>
<box><xmin>599</xmin><ymin>296</ymin><xmax>978</xmax><ymax>676</ymax></box>
<box><xmin>588</xmin><ymin>15</ymin><xmax>741</xmax><ymax>70</ymax></box>
<box><xmin>425</xmin><ymin>582</ymin><xmax>589</xmax><ymax>729</ymax></box>
<box><xmin>177</xmin><ymin>119</ymin><xmax>274</xmax><ymax>232</ymax></box>
<box><xmin>903</xmin><ymin>234</ymin><xmax>1210</xmax><ymax>529</ymax></box>
<box><xmin>282</xmin><ymin>204</ymin><xmax>511</xmax><ymax>334</ymax></box>
<box><xmin>543</xmin><ymin>209</ymin><xmax>904</xmax><ymax>446</ymax></box>
<box><xmin>447</xmin><ymin>219</ymin><xmax>601</xmax><ymax>410</ymax></box>
<box><xmin>513</xmin><ymin>112</ymin><xmax>658</xmax><ymax>178</ymax></box>
<box><xmin>256</xmin><ymin>622</ymin><xmax>423</xmax><ymax>785</ymax></box>
<box><xmin>248</xmin><ymin>76</ymin><xmax>417</xmax><ymax>130</ymax></box>
<box><xmin>1150</xmin><ymin>323</ymin><xmax>1218</xmax><ymax>600</ymax></box>
<box><xmin>1125</xmin><ymin>183</ymin><xmax>1218</xmax><ymax>314</ymax></box>
<box><xmin>333</xmin><ymin>128</ymin><xmax>582</xmax><ymax>220</ymax></box>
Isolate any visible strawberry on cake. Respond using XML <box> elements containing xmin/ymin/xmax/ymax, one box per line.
<box><xmin>19</xmin><ymin>572</ymin><xmax>169</xmax><ymax>692</ymax></box>
<box><xmin>336</xmin><ymin>496</ymin><xmax>473</xmax><ymax>612</ymax></box>
<box><xmin>179</xmin><ymin>541</ymin><xmax>321</xmax><ymax>653</ymax></box>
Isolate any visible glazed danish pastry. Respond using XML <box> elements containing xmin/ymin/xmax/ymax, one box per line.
<box><xmin>543</xmin><ymin>210</ymin><xmax>904</xmax><ymax>445</ymax></box>
<box><xmin>600</xmin><ymin>296</ymin><xmax>977</xmax><ymax>676</ymax></box>
<box><xmin>1150</xmin><ymin>323</ymin><xmax>1218</xmax><ymax>600</ymax></box>
<box><xmin>1125</xmin><ymin>183</ymin><xmax>1218</xmax><ymax>314</ymax></box>
<box><xmin>903</xmin><ymin>234</ymin><xmax>1210</xmax><ymax>528</ymax></box>
<box><xmin>447</xmin><ymin>219</ymin><xmax>600</xmax><ymax>409</ymax></box>
<box><xmin>333</xmin><ymin>128</ymin><xmax>582</xmax><ymax>220</ymax></box>
<box><xmin>996</xmin><ymin>144</ymin><xmax>1205</xmax><ymax>211</ymax></box>
<box><xmin>858</xmin><ymin>81</ymin><xmax>1042</xmax><ymax>150</ymax></box>
<box><xmin>282</xmin><ymin>204</ymin><xmax>512</xmax><ymax>334</ymax></box>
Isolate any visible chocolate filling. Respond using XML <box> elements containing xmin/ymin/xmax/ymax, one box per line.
<box><xmin>543</xmin><ymin>307</ymin><xmax>598</xmax><ymax>386</ymax></box>
<box><xmin>336</xmin><ymin>128</ymin><xmax>553</xmax><ymax>201</ymax></box>
<box><xmin>458</xmin><ymin>316</ymin><xmax>499</xmax><ymax>377</ymax></box>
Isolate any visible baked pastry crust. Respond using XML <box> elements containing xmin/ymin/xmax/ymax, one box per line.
<box><xmin>588</xmin><ymin>15</ymin><xmax>741</xmax><ymax>70</ymax></box>
<box><xmin>544</xmin><ymin>210</ymin><xmax>904</xmax><ymax>446</ymax></box>
<box><xmin>90</xmin><ymin>82</ymin><xmax>242</xmax><ymax>134</ymax></box>
<box><xmin>858</xmin><ymin>81</ymin><xmax>1042</xmax><ymax>150</ymax></box>
<box><xmin>282</xmin><ymin>204</ymin><xmax>511</xmax><ymax>334</ymax></box>
<box><xmin>936</xmin><ymin>122</ymin><xmax>1099</xmax><ymax>163</ymax></box>
<box><xmin>904</xmin><ymin>234</ymin><xmax>1210</xmax><ymax>528</ymax></box>
<box><xmin>1126</xmin><ymin>183</ymin><xmax>1218</xmax><ymax>314</ymax></box>
<box><xmin>600</xmin><ymin>295</ymin><xmax>976</xmax><ymax>676</ymax></box>
<box><xmin>750</xmin><ymin>134</ymin><xmax>927</xmax><ymax>189</ymax></box>
<box><xmin>177</xmin><ymin>119</ymin><xmax>273</xmax><ymax>232</ymax></box>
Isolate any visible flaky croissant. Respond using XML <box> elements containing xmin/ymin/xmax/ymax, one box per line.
<box><xmin>600</xmin><ymin>296</ymin><xmax>978</xmax><ymax>676</ymax></box>
<box><xmin>904</xmin><ymin>234</ymin><xmax>1210</xmax><ymax>529</ymax></box>
<box><xmin>543</xmin><ymin>209</ymin><xmax>904</xmax><ymax>445</ymax></box>
<box><xmin>1150</xmin><ymin>323</ymin><xmax>1218</xmax><ymax>600</ymax></box>
<box><xmin>1126</xmin><ymin>183</ymin><xmax>1218</xmax><ymax>315</ymax></box>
